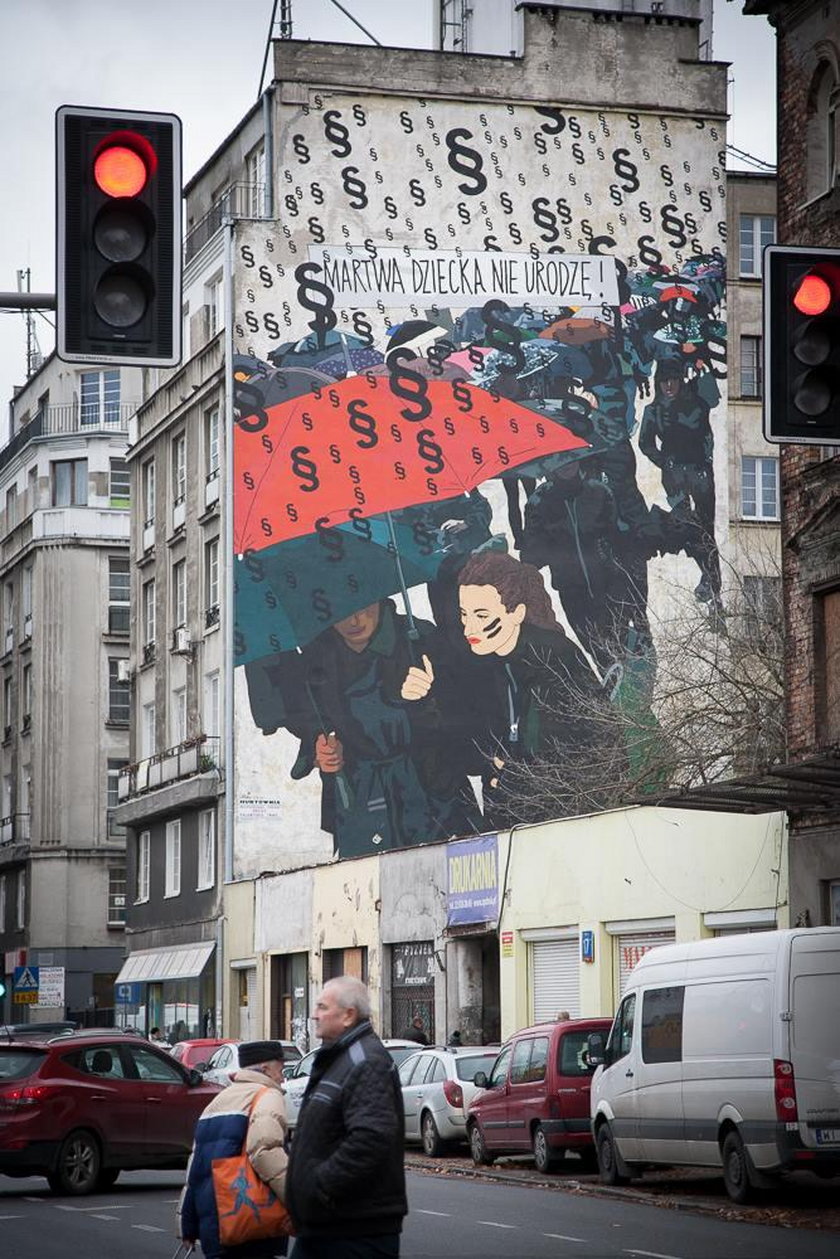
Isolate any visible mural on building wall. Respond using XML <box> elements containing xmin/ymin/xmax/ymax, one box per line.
<box><xmin>231</xmin><ymin>95</ymin><xmax>726</xmax><ymax>861</ymax></box>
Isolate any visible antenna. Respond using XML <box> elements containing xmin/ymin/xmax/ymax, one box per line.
<box><xmin>17</xmin><ymin>269</ymin><xmax>43</xmax><ymax>379</ymax></box>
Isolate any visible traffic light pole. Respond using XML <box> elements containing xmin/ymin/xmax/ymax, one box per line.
<box><xmin>0</xmin><ymin>293</ymin><xmax>56</xmax><ymax>309</ymax></box>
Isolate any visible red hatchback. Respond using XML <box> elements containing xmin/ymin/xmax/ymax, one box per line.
<box><xmin>466</xmin><ymin>1016</ymin><xmax>613</xmax><ymax>1173</ymax></box>
<box><xmin>0</xmin><ymin>1032</ymin><xmax>220</xmax><ymax>1195</ymax></box>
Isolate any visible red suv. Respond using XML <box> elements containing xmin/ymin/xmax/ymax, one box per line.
<box><xmin>0</xmin><ymin>1032</ymin><xmax>220</xmax><ymax>1194</ymax></box>
<box><xmin>466</xmin><ymin>1017</ymin><xmax>613</xmax><ymax>1173</ymax></box>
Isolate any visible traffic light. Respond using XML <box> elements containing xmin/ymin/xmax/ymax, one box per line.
<box><xmin>764</xmin><ymin>244</ymin><xmax>840</xmax><ymax>444</ymax></box>
<box><xmin>56</xmin><ymin>105</ymin><xmax>182</xmax><ymax>366</ymax></box>
<box><xmin>0</xmin><ymin>975</ymin><xmax>6</xmax><ymax>1000</ymax></box>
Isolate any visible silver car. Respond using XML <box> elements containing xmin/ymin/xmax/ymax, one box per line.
<box><xmin>284</xmin><ymin>1039</ymin><xmax>420</xmax><ymax>1131</ymax></box>
<box><xmin>399</xmin><ymin>1046</ymin><xmax>500</xmax><ymax>1156</ymax></box>
<box><xmin>202</xmin><ymin>1040</ymin><xmax>302</xmax><ymax>1087</ymax></box>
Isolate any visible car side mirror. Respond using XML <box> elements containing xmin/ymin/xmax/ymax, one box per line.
<box><xmin>282</xmin><ymin>1064</ymin><xmax>296</xmax><ymax>1080</ymax></box>
<box><xmin>473</xmin><ymin>1071</ymin><xmax>488</xmax><ymax>1088</ymax></box>
<box><xmin>188</xmin><ymin>1068</ymin><xmax>203</xmax><ymax>1086</ymax></box>
<box><xmin>194</xmin><ymin>1061</ymin><xmax>208</xmax><ymax>1073</ymax></box>
<box><xmin>586</xmin><ymin>1032</ymin><xmax>606</xmax><ymax>1069</ymax></box>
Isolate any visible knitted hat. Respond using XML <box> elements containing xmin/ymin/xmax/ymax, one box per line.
<box><xmin>238</xmin><ymin>1040</ymin><xmax>286</xmax><ymax>1068</ymax></box>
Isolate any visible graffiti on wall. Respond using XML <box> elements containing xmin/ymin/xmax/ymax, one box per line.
<box><xmin>232</xmin><ymin>96</ymin><xmax>726</xmax><ymax>861</ymax></box>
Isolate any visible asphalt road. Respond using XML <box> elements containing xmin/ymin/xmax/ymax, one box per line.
<box><xmin>1</xmin><ymin>1167</ymin><xmax>838</xmax><ymax>1259</ymax></box>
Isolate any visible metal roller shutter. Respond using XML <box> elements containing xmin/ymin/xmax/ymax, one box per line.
<box><xmin>531</xmin><ymin>938</ymin><xmax>579</xmax><ymax>1022</ymax></box>
<box><xmin>240</xmin><ymin>966</ymin><xmax>258</xmax><ymax>1040</ymax></box>
<box><xmin>617</xmin><ymin>931</ymin><xmax>675</xmax><ymax>996</ymax></box>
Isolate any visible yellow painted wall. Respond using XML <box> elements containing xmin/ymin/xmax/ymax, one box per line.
<box><xmin>222</xmin><ymin>878</ymin><xmax>256</xmax><ymax>1036</ymax></box>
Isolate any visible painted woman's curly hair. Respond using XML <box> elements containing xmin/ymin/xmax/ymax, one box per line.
<box><xmin>457</xmin><ymin>550</ymin><xmax>559</xmax><ymax>631</ymax></box>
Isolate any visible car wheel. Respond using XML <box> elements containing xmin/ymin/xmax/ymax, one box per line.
<box><xmin>48</xmin><ymin>1131</ymin><xmax>101</xmax><ymax>1195</ymax></box>
<box><xmin>468</xmin><ymin>1121</ymin><xmax>494</xmax><ymax>1167</ymax></box>
<box><xmin>596</xmin><ymin>1122</ymin><xmax>628</xmax><ymax>1186</ymax></box>
<box><xmin>722</xmin><ymin>1130</ymin><xmax>753</xmax><ymax>1204</ymax></box>
<box><xmin>95</xmin><ymin>1168</ymin><xmax>121</xmax><ymax>1191</ymax></box>
<box><xmin>421</xmin><ymin>1111</ymin><xmax>444</xmax><ymax>1158</ymax></box>
<box><xmin>532</xmin><ymin>1124</ymin><xmax>557</xmax><ymax>1174</ymax></box>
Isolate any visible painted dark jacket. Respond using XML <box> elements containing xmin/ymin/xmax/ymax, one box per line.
<box><xmin>638</xmin><ymin>384</ymin><xmax>713</xmax><ymax>468</ymax></box>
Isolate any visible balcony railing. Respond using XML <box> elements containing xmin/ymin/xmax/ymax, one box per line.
<box><xmin>117</xmin><ymin>734</ymin><xmax>221</xmax><ymax>801</ymax></box>
<box><xmin>184</xmin><ymin>183</ymin><xmax>266</xmax><ymax>263</ymax></box>
<box><xmin>0</xmin><ymin>813</ymin><xmax>31</xmax><ymax>845</ymax></box>
<box><xmin>1</xmin><ymin>403</ymin><xmax>138</xmax><ymax>476</ymax></box>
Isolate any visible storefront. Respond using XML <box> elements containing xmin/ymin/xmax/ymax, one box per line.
<box><xmin>113</xmin><ymin>940</ymin><xmax>216</xmax><ymax>1042</ymax></box>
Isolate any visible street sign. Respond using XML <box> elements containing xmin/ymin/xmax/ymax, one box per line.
<box><xmin>115</xmin><ymin>981</ymin><xmax>142</xmax><ymax>1005</ymax></box>
<box><xmin>13</xmin><ymin>965</ymin><xmax>40</xmax><ymax>1005</ymax></box>
<box><xmin>35</xmin><ymin>966</ymin><xmax>65</xmax><ymax>1008</ymax></box>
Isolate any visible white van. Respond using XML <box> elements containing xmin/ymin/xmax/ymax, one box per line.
<box><xmin>588</xmin><ymin>927</ymin><xmax>840</xmax><ymax>1202</ymax></box>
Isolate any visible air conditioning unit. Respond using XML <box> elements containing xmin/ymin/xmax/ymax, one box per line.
<box><xmin>173</xmin><ymin>626</ymin><xmax>193</xmax><ymax>655</ymax></box>
<box><xmin>117</xmin><ymin>659</ymin><xmax>133</xmax><ymax>683</ymax></box>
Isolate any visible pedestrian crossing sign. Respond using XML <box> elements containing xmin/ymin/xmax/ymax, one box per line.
<box><xmin>12</xmin><ymin>965</ymin><xmax>40</xmax><ymax>1004</ymax></box>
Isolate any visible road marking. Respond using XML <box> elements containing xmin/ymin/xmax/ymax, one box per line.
<box><xmin>90</xmin><ymin>1214</ymin><xmax>120</xmax><ymax>1221</ymax></box>
<box><xmin>625</xmin><ymin>1250</ymin><xmax>683</xmax><ymax>1259</ymax></box>
<box><xmin>54</xmin><ymin>1203</ymin><xmax>132</xmax><ymax>1212</ymax></box>
<box><xmin>544</xmin><ymin>1235</ymin><xmax>586</xmax><ymax>1243</ymax></box>
<box><xmin>132</xmin><ymin>1224</ymin><xmax>166</xmax><ymax>1233</ymax></box>
<box><xmin>477</xmin><ymin>1220</ymin><xmax>517</xmax><ymax>1229</ymax></box>
<box><xmin>416</xmin><ymin>1209</ymin><xmax>451</xmax><ymax>1217</ymax></box>
<box><xmin>0</xmin><ymin>1214</ymin><xmax>23</xmax><ymax>1220</ymax></box>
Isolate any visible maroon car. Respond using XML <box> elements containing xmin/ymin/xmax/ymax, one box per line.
<box><xmin>0</xmin><ymin>1031</ymin><xmax>220</xmax><ymax>1194</ymax></box>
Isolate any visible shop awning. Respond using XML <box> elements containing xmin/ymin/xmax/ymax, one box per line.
<box><xmin>114</xmin><ymin>941</ymin><xmax>215</xmax><ymax>986</ymax></box>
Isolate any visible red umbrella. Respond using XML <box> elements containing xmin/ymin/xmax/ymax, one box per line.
<box><xmin>234</xmin><ymin>371</ymin><xmax>588</xmax><ymax>553</ymax></box>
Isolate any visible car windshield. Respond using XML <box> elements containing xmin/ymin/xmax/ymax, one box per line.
<box><xmin>455</xmin><ymin>1053</ymin><xmax>498</xmax><ymax>1081</ymax></box>
<box><xmin>0</xmin><ymin>1048</ymin><xmax>46</xmax><ymax>1080</ymax></box>
<box><xmin>388</xmin><ymin>1046</ymin><xmax>421</xmax><ymax>1069</ymax></box>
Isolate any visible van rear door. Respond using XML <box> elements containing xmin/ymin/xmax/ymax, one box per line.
<box><xmin>789</xmin><ymin>933</ymin><xmax>840</xmax><ymax>1152</ymax></box>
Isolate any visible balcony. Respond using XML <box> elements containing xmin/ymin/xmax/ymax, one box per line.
<box><xmin>117</xmin><ymin>734</ymin><xmax>220</xmax><ymax>802</ymax></box>
<box><xmin>0</xmin><ymin>812</ymin><xmax>31</xmax><ymax>846</ymax></box>
<box><xmin>184</xmin><ymin>183</ymin><xmax>266</xmax><ymax>264</ymax></box>
<box><xmin>1</xmin><ymin>403</ymin><xmax>137</xmax><ymax>476</ymax></box>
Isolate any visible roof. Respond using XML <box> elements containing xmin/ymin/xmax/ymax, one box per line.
<box><xmin>114</xmin><ymin>941</ymin><xmax>215</xmax><ymax>986</ymax></box>
<box><xmin>652</xmin><ymin>748</ymin><xmax>840</xmax><ymax>814</ymax></box>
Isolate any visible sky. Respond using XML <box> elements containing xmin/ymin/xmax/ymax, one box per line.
<box><xmin>0</xmin><ymin>0</ymin><xmax>775</xmax><ymax>416</ymax></box>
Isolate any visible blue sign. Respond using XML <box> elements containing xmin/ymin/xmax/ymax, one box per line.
<box><xmin>446</xmin><ymin>834</ymin><xmax>499</xmax><ymax>927</ymax></box>
<box><xmin>581</xmin><ymin>930</ymin><xmax>595</xmax><ymax>964</ymax></box>
<box><xmin>114</xmin><ymin>981</ymin><xmax>143</xmax><ymax>1004</ymax></box>
<box><xmin>13</xmin><ymin>965</ymin><xmax>39</xmax><ymax>992</ymax></box>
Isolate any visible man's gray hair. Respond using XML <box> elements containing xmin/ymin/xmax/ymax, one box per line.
<box><xmin>325</xmin><ymin>974</ymin><xmax>371</xmax><ymax>1020</ymax></box>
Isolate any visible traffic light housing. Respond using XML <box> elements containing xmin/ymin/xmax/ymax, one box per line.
<box><xmin>764</xmin><ymin>244</ymin><xmax>840</xmax><ymax>444</ymax></box>
<box><xmin>56</xmin><ymin>105</ymin><xmax>182</xmax><ymax>366</ymax></box>
<box><xmin>0</xmin><ymin>975</ymin><xmax>6</xmax><ymax>1000</ymax></box>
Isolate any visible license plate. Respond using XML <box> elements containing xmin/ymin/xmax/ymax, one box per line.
<box><xmin>815</xmin><ymin>1128</ymin><xmax>840</xmax><ymax>1144</ymax></box>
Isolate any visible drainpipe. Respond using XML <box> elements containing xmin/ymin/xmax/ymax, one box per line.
<box><xmin>262</xmin><ymin>86</ymin><xmax>274</xmax><ymax>219</ymax></box>
<box><xmin>223</xmin><ymin>218</ymin><xmax>235</xmax><ymax>887</ymax></box>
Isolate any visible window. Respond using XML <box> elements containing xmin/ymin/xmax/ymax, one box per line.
<box><xmin>172</xmin><ymin>559</ymin><xmax>187</xmax><ymax>628</ymax></box>
<box><xmin>80</xmin><ymin>370</ymin><xmax>120</xmax><ymax>425</ymax></box>
<box><xmin>641</xmin><ymin>986</ymin><xmax>685</xmax><ymax>1064</ymax></box>
<box><xmin>136</xmin><ymin>831</ymin><xmax>150</xmax><ymax>902</ymax></box>
<box><xmin>205</xmin><ymin>405</ymin><xmax>220</xmax><ymax>479</ymax></box>
<box><xmin>107</xmin><ymin>758</ymin><xmax>128</xmax><ymax>836</ymax></box>
<box><xmin>3</xmin><ymin>675</ymin><xmax>11</xmax><ymax>738</ymax></box>
<box><xmin>197</xmin><ymin>809</ymin><xmax>215</xmax><ymax>890</ymax></box>
<box><xmin>52</xmin><ymin>458</ymin><xmax>88</xmax><ymax>507</ymax></box>
<box><xmin>2</xmin><ymin>583</ymin><xmax>13</xmax><ymax>653</ymax></box>
<box><xmin>16</xmin><ymin>868</ymin><xmax>25</xmax><ymax>929</ymax></box>
<box><xmin>830</xmin><ymin>881</ymin><xmax>840</xmax><ymax>926</ymax></box>
<box><xmin>807</xmin><ymin>62</ymin><xmax>839</xmax><ymax>201</ymax></box>
<box><xmin>739</xmin><ymin>214</ymin><xmax>775</xmax><ymax>278</ymax></box>
<box><xmin>172</xmin><ymin>686</ymin><xmax>187</xmax><ymax>745</ymax></box>
<box><xmin>107</xmin><ymin>866</ymin><xmax>126</xmax><ymax>926</ymax></box>
<box><xmin>559</xmin><ymin>1030</ymin><xmax>595</xmax><ymax>1077</ymax></box>
<box><xmin>108</xmin><ymin>658</ymin><xmax>130</xmax><ymax>724</ymax></box>
<box><xmin>143</xmin><ymin>459</ymin><xmax>156</xmax><ymax>526</ymax></box>
<box><xmin>206</xmin><ymin>273</ymin><xmax>224</xmax><ymax>339</ymax></box>
<box><xmin>741</xmin><ymin>456</ymin><xmax>779</xmax><ymax>520</ymax></box>
<box><xmin>0</xmin><ymin>875</ymin><xmax>5</xmax><ymax>931</ymax></box>
<box><xmin>246</xmin><ymin>141</ymin><xmax>266</xmax><ymax>217</ymax></box>
<box><xmin>739</xmin><ymin>335</ymin><xmax>761</xmax><ymax>398</ymax></box>
<box><xmin>108</xmin><ymin>556</ymin><xmax>130</xmax><ymax>634</ymax></box>
<box><xmin>27</xmin><ymin>465</ymin><xmax>38</xmax><ymax>509</ymax></box>
<box><xmin>606</xmin><ymin>993</ymin><xmax>636</xmax><ymax>1063</ymax></box>
<box><xmin>21</xmin><ymin>566</ymin><xmax>32</xmax><ymax>636</ymax></box>
<box><xmin>509</xmin><ymin>1037</ymin><xmax>533</xmax><ymax>1085</ymax></box>
<box><xmin>142</xmin><ymin>579</ymin><xmax>156</xmax><ymax>650</ymax></box>
<box><xmin>818</xmin><ymin>589</ymin><xmax>840</xmax><ymax>745</ymax></box>
<box><xmin>205</xmin><ymin>538</ymin><xmax>219</xmax><ymax>625</ymax></box>
<box><xmin>5</xmin><ymin>486</ymin><xmax>16</xmax><ymax>530</ymax></box>
<box><xmin>21</xmin><ymin>663</ymin><xmax>32</xmax><ymax>727</ymax></box>
<box><xmin>488</xmin><ymin>1043</ymin><xmax>512</xmax><ymax>1089</ymax></box>
<box><xmin>204</xmin><ymin>671</ymin><xmax>220</xmax><ymax>738</ymax></box>
<box><xmin>165</xmin><ymin>819</ymin><xmax>181</xmax><ymax>897</ymax></box>
<box><xmin>110</xmin><ymin>458</ymin><xmax>130</xmax><ymax>508</ymax></box>
<box><xmin>172</xmin><ymin>434</ymin><xmax>187</xmax><ymax>505</ymax></box>
<box><xmin>142</xmin><ymin>701</ymin><xmax>156</xmax><ymax>758</ymax></box>
<box><xmin>127</xmin><ymin>1043</ymin><xmax>184</xmax><ymax>1083</ymax></box>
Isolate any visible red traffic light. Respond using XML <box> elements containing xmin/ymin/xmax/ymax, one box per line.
<box><xmin>93</xmin><ymin>131</ymin><xmax>157</xmax><ymax>198</ymax></box>
<box><xmin>793</xmin><ymin>272</ymin><xmax>832</xmax><ymax>317</ymax></box>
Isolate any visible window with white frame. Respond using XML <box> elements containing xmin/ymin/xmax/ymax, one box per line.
<box><xmin>110</xmin><ymin>457</ymin><xmax>130</xmax><ymax>508</ymax></box>
<box><xmin>741</xmin><ymin>455</ymin><xmax>779</xmax><ymax>520</ymax></box>
<box><xmin>16</xmin><ymin>868</ymin><xmax>25</xmax><ymax>929</ymax></box>
<box><xmin>739</xmin><ymin>214</ymin><xmax>775</xmax><ymax>278</ymax></box>
<box><xmin>107</xmin><ymin>866</ymin><xmax>126</xmax><ymax>926</ymax></box>
<box><xmin>743</xmin><ymin>575</ymin><xmax>782</xmax><ymax>642</ymax></box>
<box><xmin>1</xmin><ymin>774</ymin><xmax>11</xmax><ymax>820</ymax></box>
<box><xmin>205</xmin><ymin>538</ymin><xmax>219</xmax><ymax>627</ymax></box>
<box><xmin>172</xmin><ymin>559</ymin><xmax>187</xmax><ymax>628</ymax></box>
<box><xmin>142</xmin><ymin>702</ymin><xmax>156</xmax><ymax>758</ymax></box>
<box><xmin>21</xmin><ymin>663</ymin><xmax>32</xmax><ymax>727</ymax></box>
<box><xmin>204</xmin><ymin>671</ymin><xmax>220</xmax><ymax>738</ymax></box>
<box><xmin>172</xmin><ymin>434</ymin><xmax>187</xmax><ymax>506</ymax></box>
<box><xmin>108</xmin><ymin>659</ymin><xmax>130</xmax><ymax>724</ymax></box>
<box><xmin>172</xmin><ymin>687</ymin><xmax>187</xmax><ymax>746</ymax></box>
<box><xmin>52</xmin><ymin>458</ymin><xmax>88</xmax><ymax>507</ymax></box>
<box><xmin>207</xmin><ymin>273</ymin><xmax>224</xmax><ymax>339</ymax></box>
<box><xmin>6</xmin><ymin>486</ymin><xmax>16</xmax><ymax>530</ymax></box>
<box><xmin>143</xmin><ymin>459</ymin><xmax>156</xmax><ymax>526</ymax></box>
<box><xmin>246</xmin><ymin>141</ymin><xmax>266</xmax><ymax>217</ymax></box>
<box><xmin>107</xmin><ymin>758</ymin><xmax>128</xmax><ymax>836</ymax></box>
<box><xmin>142</xmin><ymin>578</ymin><xmax>156</xmax><ymax>649</ymax></box>
<box><xmin>197</xmin><ymin>809</ymin><xmax>215</xmax><ymax>890</ymax></box>
<box><xmin>165</xmin><ymin>819</ymin><xmax>181</xmax><ymax>897</ymax></box>
<box><xmin>3</xmin><ymin>582</ymin><xmax>13</xmax><ymax>646</ymax></box>
<box><xmin>109</xmin><ymin>556</ymin><xmax>130</xmax><ymax>634</ymax></box>
<box><xmin>80</xmin><ymin>370</ymin><xmax>120</xmax><ymax>425</ymax></box>
<box><xmin>739</xmin><ymin>335</ymin><xmax>762</xmax><ymax>398</ymax></box>
<box><xmin>136</xmin><ymin>831</ymin><xmax>150</xmax><ymax>902</ymax></box>
<box><xmin>3</xmin><ymin>675</ymin><xmax>12</xmax><ymax>738</ymax></box>
<box><xmin>21</xmin><ymin>566</ymin><xmax>32</xmax><ymax>636</ymax></box>
<box><xmin>205</xmin><ymin>405</ymin><xmax>220</xmax><ymax>480</ymax></box>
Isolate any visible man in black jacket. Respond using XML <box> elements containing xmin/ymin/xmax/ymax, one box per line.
<box><xmin>286</xmin><ymin>976</ymin><xmax>407</xmax><ymax>1258</ymax></box>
